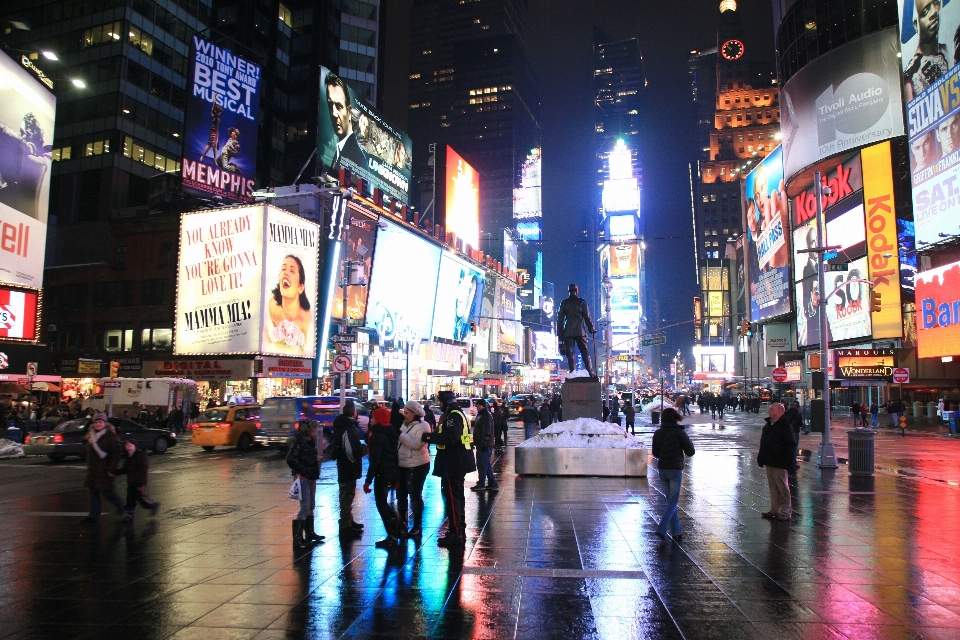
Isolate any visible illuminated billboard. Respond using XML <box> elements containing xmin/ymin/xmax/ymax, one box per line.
<box><xmin>796</xmin><ymin>255</ymin><xmax>873</xmax><ymax>347</ymax></box>
<box><xmin>0</xmin><ymin>285</ymin><xmax>39</xmax><ymax>341</ymax></box>
<box><xmin>743</xmin><ymin>146</ymin><xmax>791</xmax><ymax>321</ymax></box>
<box><xmin>432</xmin><ymin>252</ymin><xmax>485</xmax><ymax>342</ymax></box>
<box><xmin>0</xmin><ymin>49</ymin><xmax>55</xmax><ymax>289</ymax></box>
<box><xmin>318</xmin><ymin>67</ymin><xmax>413</xmax><ymax>204</ymax></box>
<box><xmin>832</xmin><ymin>348</ymin><xmax>896</xmax><ymax>381</ymax></box>
<box><xmin>175</xmin><ymin>205</ymin><xmax>319</xmax><ymax>357</ymax></box>
<box><xmin>180</xmin><ymin>36</ymin><xmax>260</xmax><ymax>203</ymax></box>
<box><xmin>331</xmin><ymin>211</ymin><xmax>378</xmax><ymax>327</ymax></box>
<box><xmin>861</xmin><ymin>142</ymin><xmax>902</xmax><ymax>339</ymax></box>
<box><xmin>780</xmin><ymin>28</ymin><xmax>905</xmax><ymax>179</ymax></box>
<box><xmin>366</xmin><ymin>219</ymin><xmax>441</xmax><ymax>345</ymax></box>
<box><xmin>513</xmin><ymin>148</ymin><xmax>541</xmax><ymax>220</ymax></box>
<box><xmin>692</xmin><ymin>345</ymin><xmax>735</xmax><ymax>379</ymax></box>
<box><xmin>916</xmin><ymin>259</ymin><xmax>960</xmax><ymax>358</ymax></box>
<box><xmin>443</xmin><ymin>146</ymin><xmax>480</xmax><ymax>249</ymax></box>
<box><xmin>602</xmin><ymin>178</ymin><xmax>640</xmax><ymax>213</ymax></box>
<box><xmin>493</xmin><ymin>280</ymin><xmax>517</xmax><ymax>353</ymax></box>
<box><xmin>610</xmin><ymin>244</ymin><xmax>638</xmax><ymax>277</ymax></box>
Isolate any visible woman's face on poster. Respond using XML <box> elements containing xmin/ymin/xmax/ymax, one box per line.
<box><xmin>279</xmin><ymin>257</ymin><xmax>304</xmax><ymax>302</ymax></box>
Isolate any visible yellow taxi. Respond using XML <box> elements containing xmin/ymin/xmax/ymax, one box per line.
<box><xmin>191</xmin><ymin>405</ymin><xmax>261</xmax><ymax>452</ymax></box>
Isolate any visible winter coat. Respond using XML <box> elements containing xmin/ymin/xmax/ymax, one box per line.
<box><xmin>785</xmin><ymin>408</ymin><xmax>804</xmax><ymax>438</ymax></box>
<box><xmin>651</xmin><ymin>420</ymin><xmax>695</xmax><ymax>470</ymax></box>
<box><xmin>84</xmin><ymin>427</ymin><xmax>121</xmax><ymax>491</ymax></box>
<box><xmin>422</xmin><ymin>406</ymin><xmax>436</xmax><ymax>428</ymax></box>
<box><xmin>521</xmin><ymin>405</ymin><xmax>539</xmax><ymax>424</ymax></box>
<box><xmin>398</xmin><ymin>418</ymin><xmax>431</xmax><ymax>468</ymax></box>
<box><xmin>757</xmin><ymin>415</ymin><xmax>797</xmax><ymax>470</ymax></box>
<box><xmin>425</xmin><ymin>406</ymin><xmax>476</xmax><ymax>477</ymax></box>
<box><xmin>623</xmin><ymin>402</ymin><xmax>636</xmax><ymax>420</ymax></box>
<box><xmin>116</xmin><ymin>446</ymin><xmax>149</xmax><ymax>487</ymax></box>
<box><xmin>557</xmin><ymin>294</ymin><xmax>597</xmax><ymax>338</ymax></box>
<box><xmin>286</xmin><ymin>430</ymin><xmax>321</xmax><ymax>481</ymax></box>
<box><xmin>332</xmin><ymin>414</ymin><xmax>364</xmax><ymax>482</ymax></box>
<box><xmin>549</xmin><ymin>397</ymin><xmax>561</xmax><ymax>413</ymax></box>
<box><xmin>538</xmin><ymin>404</ymin><xmax>552</xmax><ymax>428</ymax></box>
<box><xmin>473</xmin><ymin>409</ymin><xmax>493</xmax><ymax>449</ymax></box>
<box><xmin>365</xmin><ymin>423</ymin><xmax>399</xmax><ymax>484</ymax></box>
<box><xmin>492</xmin><ymin>405</ymin><xmax>506</xmax><ymax>431</ymax></box>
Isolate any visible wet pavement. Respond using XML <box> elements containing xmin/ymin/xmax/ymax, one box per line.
<box><xmin>1</xmin><ymin>408</ymin><xmax>959</xmax><ymax>639</ymax></box>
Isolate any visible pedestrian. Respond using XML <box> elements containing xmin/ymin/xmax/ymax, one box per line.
<box><xmin>332</xmin><ymin>401</ymin><xmax>365</xmax><ymax>538</ymax></box>
<box><xmin>851</xmin><ymin>400</ymin><xmax>861</xmax><ymax>423</ymax></box>
<box><xmin>549</xmin><ymin>394</ymin><xmax>561</xmax><ymax>423</ymax></box>
<box><xmin>539</xmin><ymin>399</ymin><xmax>553</xmax><ymax>430</ymax></box>
<box><xmin>397</xmin><ymin>401</ymin><xmax>431</xmax><ymax>539</ymax></box>
<box><xmin>422</xmin><ymin>390</ymin><xmax>476</xmax><ymax>547</ymax></box>
<box><xmin>364</xmin><ymin>408</ymin><xmax>401</xmax><ymax>549</ymax></box>
<box><xmin>137</xmin><ymin>404</ymin><xmax>149</xmax><ymax>426</ymax></box>
<box><xmin>758</xmin><ymin>402</ymin><xmax>796</xmax><ymax>522</ymax></box>
<box><xmin>870</xmin><ymin>400</ymin><xmax>879</xmax><ymax>428</ymax></box>
<box><xmin>623</xmin><ymin>399</ymin><xmax>636</xmax><ymax>434</ymax></box>
<box><xmin>152</xmin><ymin>407</ymin><xmax>164</xmax><ymax>429</ymax></box>
<box><xmin>785</xmin><ymin>401</ymin><xmax>804</xmax><ymax>462</ymax></box>
<box><xmin>286</xmin><ymin>419</ymin><xmax>324</xmax><ymax>549</ymax></box>
<box><xmin>710</xmin><ymin>396</ymin><xmax>717</xmax><ymax>419</ymax></box>
<box><xmin>422</xmin><ymin>400</ymin><xmax>437</xmax><ymax>428</ymax></box>
<box><xmin>390</xmin><ymin>400</ymin><xmax>405</xmax><ymax>429</ymax></box>
<box><xmin>80</xmin><ymin>413</ymin><xmax>125</xmax><ymax>523</ymax></box>
<box><xmin>521</xmin><ymin>399</ymin><xmax>539</xmax><ymax>440</ymax></box>
<box><xmin>609</xmin><ymin>395</ymin><xmax>620</xmax><ymax>426</ymax></box>
<box><xmin>471</xmin><ymin>399</ymin><xmax>498</xmax><ymax>492</ymax></box>
<box><xmin>887</xmin><ymin>398</ymin><xmax>900</xmax><ymax>427</ymax></box>
<box><xmin>116</xmin><ymin>438</ymin><xmax>160</xmax><ymax>523</ymax></box>
<box><xmin>860</xmin><ymin>403</ymin><xmax>869</xmax><ymax>428</ymax></box>
<box><xmin>651</xmin><ymin>408</ymin><xmax>695</xmax><ymax>541</ymax></box>
<box><xmin>491</xmin><ymin>399</ymin><xmax>506</xmax><ymax>450</ymax></box>
<box><xmin>168</xmin><ymin>405</ymin><xmax>185</xmax><ymax>435</ymax></box>
<box><xmin>602</xmin><ymin>401</ymin><xmax>610</xmax><ymax>422</ymax></box>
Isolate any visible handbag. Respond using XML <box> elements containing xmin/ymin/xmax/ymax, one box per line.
<box><xmin>288</xmin><ymin>477</ymin><xmax>301</xmax><ymax>500</ymax></box>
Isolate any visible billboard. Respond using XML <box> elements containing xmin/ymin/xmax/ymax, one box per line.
<box><xmin>0</xmin><ymin>49</ymin><xmax>55</xmax><ymax>289</ymax></box>
<box><xmin>365</xmin><ymin>220</ymin><xmax>441</xmax><ymax>345</ymax></box>
<box><xmin>180</xmin><ymin>36</ymin><xmax>260</xmax><ymax>203</ymax></box>
<box><xmin>174</xmin><ymin>205</ymin><xmax>319</xmax><ymax>356</ymax></box>
<box><xmin>432</xmin><ymin>252</ymin><xmax>485</xmax><ymax>342</ymax></box>
<box><xmin>474</xmin><ymin>274</ymin><xmax>497</xmax><ymax>365</ymax></box>
<box><xmin>861</xmin><ymin>142</ymin><xmax>903</xmax><ymax>338</ymax></box>
<box><xmin>318</xmin><ymin>67</ymin><xmax>412</xmax><ymax>203</ymax></box>
<box><xmin>493</xmin><ymin>280</ymin><xmax>517</xmax><ymax>353</ymax></box>
<box><xmin>743</xmin><ymin>146</ymin><xmax>791</xmax><ymax>321</ymax></box>
<box><xmin>513</xmin><ymin>148</ymin><xmax>541</xmax><ymax>220</ymax></box>
<box><xmin>444</xmin><ymin>146</ymin><xmax>480</xmax><ymax>250</ymax></box>
<box><xmin>832</xmin><ymin>348</ymin><xmax>896</xmax><ymax>381</ymax></box>
<box><xmin>0</xmin><ymin>286</ymin><xmax>39</xmax><ymax>341</ymax></box>
<box><xmin>692</xmin><ymin>345</ymin><xmax>735</xmax><ymax>379</ymax></box>
<box><xmin>780</xmin><ymin>28</ymin><xmax>905</xmax><ymax>179</ymax></box>
<box><xmin>331</xmin><ymin>211</ymin><xmax>378</xmax><ymax>327</ymax></box>
<box><xmin>797</xmin><ymin>255</ymin><xmax>873</xmax><ymax>346</ymax></box>
<box><xmin>610</xmin><ymin>244</ymin><xmax>639</xmax><ymax>277</ymax></box>
<box><xmin>916</xmin><ymin>259</ymin><xmax>960</xmax><ymax>358</ymax></box>
<box><xmin>503</xmin><ymin>230</ymin><xmax>518</xmax><ymax>271</ymax></box>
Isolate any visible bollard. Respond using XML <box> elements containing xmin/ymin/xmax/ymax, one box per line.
<box><xmin>847</xmin><ymin>428</ymin><xmax>875</xmax><ymax>476</ymax></box>
<box><xmin>651</xmin><ymin>411</ymin><xmax>660</xmax><ymax>425</ymax></box>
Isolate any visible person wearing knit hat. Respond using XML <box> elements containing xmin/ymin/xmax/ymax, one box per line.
<box><xmin>364</xmin><ymin>407</ymin><xmax>401</xmax><ymax>548</ymax></box>
<box><xmin>397</xmin><ymin>400</ymin><xmax>431</xmax><ymax>538</ymax></box>
<box><xmin>80</xmin><ymin>413</ymin><xmax>125</xmax><ymax>523</ymax></box>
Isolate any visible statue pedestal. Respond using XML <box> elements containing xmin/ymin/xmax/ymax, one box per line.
<box><xmin>561</xmin><ymin>377</ymin><xmax>602</xmax><ymax>421</ymax></box>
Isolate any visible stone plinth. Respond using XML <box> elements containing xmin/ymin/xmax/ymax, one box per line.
<box><xmin>561</xmin><ymin>377</ymin><xmax>601</xmax><ymax>421</ymax></box>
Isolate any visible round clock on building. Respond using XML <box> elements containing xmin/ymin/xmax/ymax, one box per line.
<box><xmin>721</xmin><ymin>39</ymin><xmax>744</xmax><ymax>60</ymax></box>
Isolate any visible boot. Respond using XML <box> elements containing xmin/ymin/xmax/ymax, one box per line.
<box><xmin>339</xmin><ymin>519</ymin><xmax>362</xmax><ymax>538</ymax></box>
<box><xmin>374</xmin><ymin>518</ymin><xmax>399</xmax><ymax>549</ymax></box>
<box><xmin>350</xmin><ymin>521</ymin><xmax>364</xmax><ymax>531</ymax></box>
<box><xmin>292</xmin><ymin>521</ymin><xmax>307</xmax><ymax>549</ymax></box>
<box><xmin>304</xmin><ymin>519</ymin><xmax>325</xmax><ymax>544</ymax></box>
<box><xmin>407</xmin><ymin>511</ymin><xmax>423</xmax><ymax>539</ymax></box>
<box><xmin>397</xmin><ymin>514</ymin><xmax>410</xmax><ymax>539</ymax></box>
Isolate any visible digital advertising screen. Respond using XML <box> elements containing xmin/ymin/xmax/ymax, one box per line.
<box><xmin>743</xmin><ymin>146</ymin><xmax>791</xmax><ymax>321</ymax></box>
<box><xmin>825</xmin><ymin>197</ymin><xmax>867</xmax><ymax>259</ymax></box>
<box><xmin>443</xmin><ymin>146</ymin><xmax>480</xmax><ymax>249</ymax></box>
<box><xmin>331</xmin><ymin>211</ymin><xmax>378</xmax><ymax>327</ymax></box>
<box><xmin>0</xmin><ymin>49</ymin><xmax>55</xmax><ymax>289</ymax></box>
<box><xmin>474</xmin><ymin>274</ymin><xmax>497</xmax><ymax>365</ymax></box>
<box><xmin>432</xmin><ymin>252</ymin><xmax>485</xmax><ymax>342</ymax></box>
<box><xmin>513</xmin><ymin>148</ymin><xmax>541</xmax><ymax>220</ymax></box>
<box><xmin>365</xmin><ymin>220</ymin><xmax>441</xmax><ymax>345</ymax></box>
<box><xmin>610</xmin><ymin>244</ymin><xmax>639</xmax><ymax>277</ymax></box>
<box><xmin>180</xmin><ymin>36</ymin><xmax>260</xmax><ymax>203</ymax></box>
<box><xmin>494</xmin><ymin>280</ymin><xmax>518</xmax><ymax>354</ymax></box>
<box><xmin>916</xmin><ymin>259</ymin><xmax>960</xmax><ymax>358</ymax></box>
<box><xmin>692</xmin><ymin>345</ymin><xmax>735</xmax><ymax>379</ymax></box>
<box><xmin>797</xmin><ymin>255</ymin><xmax>873</xmax><ymax>347</ymax></box>
<box><xmin>318</xmin><ymin>67</ymin><xmax>413</xmax><ymax>204</ymax></box>
<box><xmin>0</xmin><ymin>285</ymin><xmax>39</xmax><ymax>341</ymax></box>
<box><xmin>780</xmin><ymin>28</ymin><xmax>905</xmax><ymax>179</ymax></box>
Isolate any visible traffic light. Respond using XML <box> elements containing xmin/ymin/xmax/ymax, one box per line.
<box><xmin>740</xmin><ymin>320</ymin><xmax>753</xmax><ymax>338</ymax></box>
<box><xmin>871</xmin><ymin>290</ymin><xmax>882</xmax><ymax>313</ymax></box>
<box><xmin>109</xmin><ymin>360</ymin><xmax>120</xmax><ymax>378</ymax></box>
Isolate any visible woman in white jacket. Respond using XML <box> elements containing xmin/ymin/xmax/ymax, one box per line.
<box><xmin>397</xmin><ymin>400</ymin><xmax>432</xmax><ymax>539</ymax></box>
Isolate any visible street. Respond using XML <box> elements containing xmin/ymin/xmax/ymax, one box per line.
<box><xmin>1</xmin><ymin>412</ymin><xmax>959</xmax><ymax>639</ymax></box>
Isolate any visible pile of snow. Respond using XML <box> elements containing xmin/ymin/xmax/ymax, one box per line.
<box><xmin>640</xmin><ymin>397</ymin><xmax>677</xmax><ymax>414</ymax></box>
<box><xmin>520</xmin><ymin>417</ymin><xmax>645</xmax><ymax>449</ymax></box>
<box><xmin>0</xmin><ymin>439</ymin><xmax>24</xmax><ymax>459</ymax></box>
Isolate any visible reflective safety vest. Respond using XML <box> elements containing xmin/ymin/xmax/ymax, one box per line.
<box><xmin>436</xmin><ymin>408</ymin><xmax>472</xmax><ymax>450</ymax></box>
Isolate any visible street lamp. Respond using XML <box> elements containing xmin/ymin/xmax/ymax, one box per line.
<box><xmin>601</xmin><ymin>275</ymin><xmax>613</xmax><ymax>415</ymax></box>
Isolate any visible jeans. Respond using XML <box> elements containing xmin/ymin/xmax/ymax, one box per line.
<box><xmin>656</xmin><ymin>468</ymin><xmax>683</xmax><ymax>536</ymax></box>
<box><xmin>373</xmin><ymin>476</ymin><xmax>398</xmax><ymax>531</ymax></box>
<box><xmin>88</xmin><ymin>487</ymin><xmax>124</xmax><ymax>518</ymax></box>
<box><xmin>397</xmin><ymin>463</ymin><xmax>429</xmax><ymax>527</ymax></box>
<box><xmin>889</xmin><ymin>412</ymin><xmax>899</xmax><ymax>427</ymax></box>
<box><xmin>871</xmin><ymin>413</ymin><xmax>879</xmax><ymax>427</ymax></box>
<box><xmin>339</xmin><ymin>480</ymin><xmax>357</xmax><ymax>525</ymax></box>
<box><xmin>475</xmin><ymin>447</ymin><xmax>496</xmax><ymax>487</ymax></box>
<box><xmin>523</xmin><ymin>421</ymin><xmax>535</xmax><ymax>440</ymax></box>
<box><xmin>765</xmin><ymin>466</ymin><xmax>792</xmax><ymax>518</ymax></box>
<box><xmin>124</xmin><ymin>485</ymin><xmax>157</xmax><ymax>515</ymax></box>
<box><xmin>296</xmin><ymin>478</ymin><xmax>316</xmax><ymax>520</ymax></box>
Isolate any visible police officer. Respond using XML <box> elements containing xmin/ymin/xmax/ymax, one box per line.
<box><xmin>422</xmin><ymin>390</ymin><xmax>476</xmax><ymax>547</ymax></box>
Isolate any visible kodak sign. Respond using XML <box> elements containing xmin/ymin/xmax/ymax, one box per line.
<box><xmin>792</xmin><ymin>153</ymin><xmax>863</xmax><ymax>226</ymax></box>
<box><xmin>861</xmin><ymin>142</ymin><xmax>902</xmax><ymax>339</ymax></box>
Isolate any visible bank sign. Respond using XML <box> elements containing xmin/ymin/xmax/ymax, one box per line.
<box><xmin>916</xmin><ymin>259</ymin><xmax>960</xmax><ymax>358</ymax></box>
<box><xmin>832</xmin><ymin>348</ymin><xmax>895</xmax><ymax>380</ymax></box>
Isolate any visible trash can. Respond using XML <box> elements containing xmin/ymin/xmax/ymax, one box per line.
<box><xmin>4</xmin><ymin>426</ymin><xmax>22</xmax><ymax>444</ymax></box>
<box><xmin>947</xmin><ymin>411</ymin><xmax>958</xmax><ymax>435</ymax></box>
<box><xmin>847</xmin><ymin>428</ymin><xmax>874</xmax><ymax>476</ymax></box>
<box><xmin>651</xmin><ymin>411</ymin><xmax>660</xmax><ymax>425</ymax></box>
<box><xmin>927</xmin><ymin>401</ymin><xmax>937</xmax><ymax>418</ymax></box>
<box><xmin>913</xmin><ymin>401</ymin><xmax>923</xmax><ymax>419</ymax></box>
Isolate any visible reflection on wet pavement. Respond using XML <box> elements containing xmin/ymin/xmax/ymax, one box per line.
<box><xmin>0</xmin><ymin>409</ymin><xmax>958</xmax><ymax>638</ymax></box>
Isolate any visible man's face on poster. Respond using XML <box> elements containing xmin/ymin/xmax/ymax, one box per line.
<box><xmin>911</xmin><ymin>133</ymin><xmax>938</xmax><ymax>170</ymax></box>
<box><xmin>937</xmin><ymin>113</ymin><xmax>960</xmax><ymax>155</ymax></box>
<box><xmin>915</xmin><ymin>0</ymin><xmax>942</xmax><ymax>45</ymax></box>
<box><xmin>327</xmin><ymin>83</ymin><xmax>351</xmax><ymax>140</ymax></box>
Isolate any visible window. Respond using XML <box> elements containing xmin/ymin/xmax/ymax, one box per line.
<box><xmin>159</xmin><ymin>241</ymin><xmax>173</xmax><ymax>267</ymax></box>
<box><xmin>342</xmin><ymin>0</ymin><xmax>378</xmax><ymax>20</ymax></box>
<box><xmin>141</xmin><ymin>326</ymin><xmax>173</xmax><ymax>351</ymax></box>
<box><xmin>96</xmin><ymin>281</ymin><xmax>134</xmax><ymax>308</ymax></box>
<box><xmin>141</xmin><ymin>279</ymin><xmax>168</xmax><ymax>305</ymax></box>
<box><xmin>47</xmin><ymin>285</ymin><xmax>88</xmax><ymax>311</ymax></box>
<box><xmin>114</xmin><ymin>243</ymin><xmax>126</xmax><ymax>270</ymax></box>
<box><xmin>122</xmin><ymin>136</ymin><xmax>180</xmax><ymax>173</ymax></box>
<box><xmin>52</xmin><ymin>326</ymin><xmax>85</xmax><ymax>352</ymax></box>
<box><xmin>128</xmin><ymin>26</ymin><xmax>153</xmax><ymax>55</ymax></box>
<box><xmin>84</xmin><ymin>138</ymin><xmax>111</xmax><ymax>157</ymax></box>
<box><xmin>100</xmin><ymin>328</ymin><xmax>134</xmax><ymax>352</ymax></box>
<box><xmin>84</xmin><ymin>21</ymin><xmax>122</xmax><ymax>48</ymax></box>
<box><xmin>51</xmin><ymin>146</ymin><xmax>72</xmax><ymax>161</ymax></box>
<box><xmin>278</xmin><ymin>2</ymin><xmax>292</xmax><ymax>27</ymax></box>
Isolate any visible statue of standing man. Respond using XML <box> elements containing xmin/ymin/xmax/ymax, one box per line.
<box><xmin>556</xmin><ymin>284</ymin><xmax>597</xmax><ymax>376</ymax></box>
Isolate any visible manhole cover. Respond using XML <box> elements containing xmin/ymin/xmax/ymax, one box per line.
<box><xmin>172</xmin><ymin>504</ymin><xmax>239</xmax><ymax>518</ymax></box>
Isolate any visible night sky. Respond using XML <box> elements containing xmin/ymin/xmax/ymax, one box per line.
<box><xmin>383</xmin><ymin>0</ymin><xmax>777</xmax><ymax>365</ymax></box>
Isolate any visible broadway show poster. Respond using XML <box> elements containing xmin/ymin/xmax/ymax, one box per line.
<box><xmin>260</xmin><ymin>208</ymin><xmax>320</xmax><ymax>357</ymax></box>
<box><xmin>0</xmin><ymin>49</ymin><xmax>55</xmax><ymax>289</ymax></box>
<box><xmin>318</xmin><ymin>66</ymin><xmax>413</xmax><ymax>203</ymax></box>
<box><xmin>175</xmin><ymin>207</ymin><xmax>264</xmax><ymax>355</ymax></box>
<box><xmin>331</xmin><ymin>211</ymin><xmax>378</xmax><ymax>327</ymax></box>
<box><xmin>432</xmin><ymin>253</ymin><xmax>485</xmax><ymax>342</ymax></box>
<box><xmin>743</xmin><ymin>146</ymin><xmax>792</xmax><ymax>322</ymax></box>
<box><xmin>180</xmin><ymin>36</ymin><xmax>260</xmax><ymax>203</ymax></box>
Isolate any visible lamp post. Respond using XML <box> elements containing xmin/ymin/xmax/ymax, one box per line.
<box><xmin>601</xmin><ymin>275</ymin><xmax>613</xmax><ymax>416</ymax></box>
<box><xmin>812</xmin><ymin>172</ymin><xmax>838</xmax><ymax>468</ymax></box>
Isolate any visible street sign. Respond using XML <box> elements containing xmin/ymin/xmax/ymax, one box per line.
<box><xmin>829</xmin><ymin>263</ymin><xmax>849</xmax><ymax>271</ymax></box>
<box><xmin>892</xmin><ymin>367</ymin><xmax>910</xmax><ymax>384</ymax></box>
<box><xmin>103</xmin><ymin>381</ymin><xmax>122</xmax><ymax>388</ymax></box>
<box><xmin>332</xmin><ymin>354</ymin><xmax>352</xmax><ymax>373</ymax></box>
<box><xmin>642</xmin><ymin>335</ymin><xmax>666</xmax><ymax>346</ymax></box>
<box><xmin>330</xmin><ymin>333</ymin><xmax>357</xmax><ymax>344</ymax></box>
<box><xmin>25</xmin><ymin>362</ymin><xmax>37</xmax><ymax>377</ymax></box>
<box><xmin>772</xmin><ymin>367</ymin><xmax>788</xmax><ymax>383</ymax></box>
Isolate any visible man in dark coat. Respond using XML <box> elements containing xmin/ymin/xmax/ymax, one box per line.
<box><xmin>491</xmin><ymin>399</ymin><xmax>507</xmax><ymax>450</ymax></box>
<box><xmin>332</xmin><ymin>402</ymin><xmax>365</xmax><ymax>537</ymax></box>
<box><xmin>623</xmin><ymin>400</ymin><xmax>636</xmax><ymax>434</ymax></box>
<box><xmin>422</xmin><ymin>390</ymin><xmax>476</xmax><ymax>547</ymax></box>
<box><xmin>471</xmin><ymin>400</ymin><xmax>497</xmax><ymax>491</ymax></box>
<box><xmin>757</xmin><ymin>402</ymin><xmax>797</xmax><ymax>522</ymax></box>
<box><xmin>521</xmin><ymin>400</ymin><xmax>539</xmax><ymax>440</ymax></box>
<box><xmin>556</xmin><ymin>284</ymin><xmax>597</xmax><ymax>375</ymax></box>
<box><xmin>538</xmin><ymin>400</ymin><xmax>552</xmax><ymax>430</ymax></box>
<box><xmin>81</xmin><ymin>414</ymin><xmax>124</xmax><ymax>523</ymax></box>
<box><xmin>116</xmin><ymin>438</ymin><xmax>159</xmax><ymax>523</ymax></box>
<box><xmin>609</xmin><ymin>396</ymin><xmax>620</xmax><ymax>426</ymax></box>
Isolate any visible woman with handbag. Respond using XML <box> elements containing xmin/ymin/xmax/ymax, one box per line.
<box><xmin>286</xmin><ymin>419</ymin><xmax>324</xmax><ymax>549</ymax></box>
<box><xmin>397</xmin><ymin>401</ymin><xmax>432</xmax><ymax>539</ymax></box>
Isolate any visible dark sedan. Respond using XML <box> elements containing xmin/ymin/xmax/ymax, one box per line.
<box><xmin>23</xmin><ymin>417</ymin><xmax>178</xmax><ymax>462</ymax></box>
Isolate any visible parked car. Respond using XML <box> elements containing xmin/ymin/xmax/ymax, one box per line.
<box><xmin>191</xmin><ymin>405</ymin><xmax>261</xmax><ymax>452</ymax></box>
<box><xmin>507</xmin><ymin>394</ymin><xmax>542</xmax><ymax>418</ymax></box>
<box><xmin>257</xmin><ymin>396</ymin><xmax>369</xmax><ymax>449</ymax></box>
<box><xmin>23</xmin><ymin>417</ymin><xmax>178</xmax><ymax>461</ymax></box>
<box><xmin>455</xmin><ymin>397</ymin><xmax>484</xmax><ymax>423</ymax></box>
